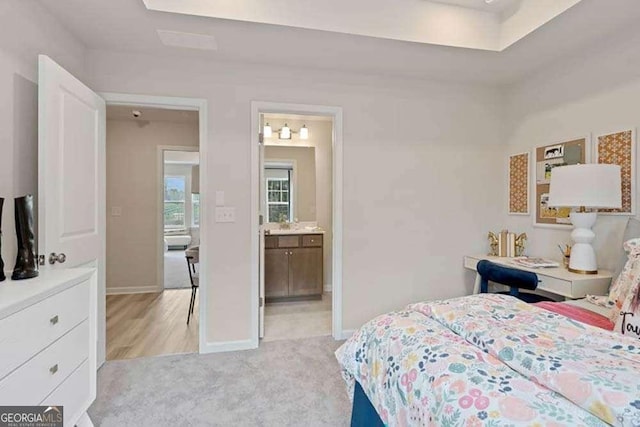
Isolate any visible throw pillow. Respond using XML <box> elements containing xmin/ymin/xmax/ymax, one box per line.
<box><xmin>607</xmin><ymin>238</ymin><xmax>640</xmax><ymax>322</ymax></box>
<box><xmin>612</xmin><ymin>217</ymin><xmax>640</xmax><ymax>280</ymax></box>
<box><xmin>613</xmin><ymin>279</ymin><xmax>640</xmax><ymax>341</ymax></box>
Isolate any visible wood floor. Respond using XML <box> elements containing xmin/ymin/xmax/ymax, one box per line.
<box><xmin>106</xmin><ymin>289</ymin><xmax>199</xmax><ymax>361</ymax></box>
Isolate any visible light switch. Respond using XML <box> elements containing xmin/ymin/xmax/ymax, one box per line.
<box><xmin>215</xmin><ymin>190</ymin><xmax>225</xmax><ymax>206</ymax></box>
<box><xmin>215</xmin><ymin>207</ymin><xmax>235</xmax><ymax>223</ymax></box>
<box><xmin>111</xmin><ymin>207</ymin><xmax>122</xmax><ymax>217</ymax></box>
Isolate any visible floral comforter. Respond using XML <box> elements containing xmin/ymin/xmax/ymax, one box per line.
<box><xmin>336</xmin><ymin>294</ymin><xmax>640</xmax><ymax>426</ymax></box>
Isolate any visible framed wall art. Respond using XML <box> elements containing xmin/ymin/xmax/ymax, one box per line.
<box><xmin>508</xmin><ymin>152</ymin><xmax>529</xmax><ymax>215</ymax></box>
<box><xmin>534</xmin><ymin>136</ymin><xmax>589</xmax><ymax>227</ymax></box>
<box><xmin>595</xmin><ymin>129</ymin><xmax>636</xmax><ymax>215</ymax></box>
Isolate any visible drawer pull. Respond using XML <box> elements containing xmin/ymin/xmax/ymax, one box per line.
<box><xmin>49</xmin><ymin>364</ymin><xmax>59</xmax><ymax>375</ymax></box>
<box><xmin>50</xmin><ymin>315</ymin><xmax>59</xmax><ymax>325</ymax></box>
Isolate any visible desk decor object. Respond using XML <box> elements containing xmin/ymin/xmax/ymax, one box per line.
<box><xmin>548</xmin><ymin>164</ymin><xmax>621</xmax><ymax>274</ymax></box>
<box><xmin>488</xmin><ymin>230</ymin><xmax>526</xmax><ymax>257</ymax></box>
<box><xmin>535</xmin><ymin>137</ymin><xmax>588</xmax><ymax>227</ymax></box>
<box><xmin>595</xmin><ymin>129</ymin><xmax>635</xmax><ymax>215</ymax></box>
<box><xmin>508</xmin><ymin>152</ymin><xmax>529</xmax><ymax>215</ymax></box>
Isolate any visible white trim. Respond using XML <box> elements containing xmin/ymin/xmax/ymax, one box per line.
<box><xmin>157</xmin><ymin>145</ymin><xmax>199</xmax><ymax>290</ymax></box>
<box><xmin>324</xmin><ymin>283</ymin><xmax>333</xmax><ymax>292</ymax></box>
<box><xmin>251</xmin><ymin>101</ymin><xmax>344</xmax><ymax>346</ymax></box>
<box><xmin>199</xmin><ymin>339</ymin><xmax>254</xmax><ymax>353</ymax></box>
<box><xmin>101</xmin><ymin>92</ymin><xmax>210</xmax><ymax>354</ymax></box>
<box><xmin>106</xmin><ymin>285</ymin><xmax>161</xmax><ymax>295</ymax></box>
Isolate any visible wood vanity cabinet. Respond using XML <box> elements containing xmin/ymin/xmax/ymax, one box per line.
<box><xmin>265</xmin><ymin>234</ymin><xmax>323</xmax><ymax>299</ymax></box>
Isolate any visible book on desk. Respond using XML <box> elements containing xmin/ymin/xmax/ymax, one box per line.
<box><xmin>511</xmin><ymin>256</ymin><xmax>560</xmax><ymax>268</ymax></box>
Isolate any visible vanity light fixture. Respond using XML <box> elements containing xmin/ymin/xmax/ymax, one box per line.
<box><xmin>279</xmin><ymin>123</ymin><xmax>292</xmax><ymax>140</ymax></box>
<box><xmin>263</xmin><ymin>123</ymin><xmax>272</xmax><ymax>138</ymax></box>
<box><xmin>299</xmin><ymin>124</ymin><xmax>309</xmax><ymax>140</ymax></box>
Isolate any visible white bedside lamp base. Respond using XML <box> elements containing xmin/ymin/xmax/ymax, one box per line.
<box><xmin>568</xmin><ymin>211</ymin><xmax>598</xmax><ymax>275</ymax></box>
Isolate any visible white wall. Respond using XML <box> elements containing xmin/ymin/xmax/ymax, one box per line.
<box><xmin>106</xmin><ymin>119</ymin><xmax>198</xmax><ymax>292</ymax></box>
<box><xmin>0</xmin><ymin>1</ymin><xmax>85</xmax><ymax>275</ymax></box>
<box><xmin>86</xmin><ymin>49</ymin><xmax>505</xmax><ymax>341</ymax></box>
<box><xmin>504</xmin><ymin>26</ymin><xmax>640</xmax><ymax>273</ymax></box>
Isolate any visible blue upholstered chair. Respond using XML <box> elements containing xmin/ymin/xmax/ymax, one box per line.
<box><xmin>476</xmin><ymin>260</ymin><xmax>554</xmax><ymax>303</ymax></box>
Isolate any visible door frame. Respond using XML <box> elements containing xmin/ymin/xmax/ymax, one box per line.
<box><xmin>250</xmin><ymin>101</ymin><xmax>344</xmax><ymax>345</ymax></box>
<box><xmin>101</xmin><ymin>92</ymin><xmax>209</xmax><ymax>355</ymax></box>
<box><xmin>157</xmin><ymin>145</ymin><xmax>200</xmax><ymax>291</ymax></box>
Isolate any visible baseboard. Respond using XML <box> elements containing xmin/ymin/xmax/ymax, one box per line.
<box><xmin>339</xmin><ymin>329</ymin><xmax>356</xmax><ymax>340</ymax></box>
<box><xmin>106</xmin><ymin>285</ymin><xmax>162</xmax><ymax>295</ymax></box>
<box><xmin>323</xmin><ymin>283</ymin><xmax>333</xmax><ymax>292</ymax></box>
<box><xmin>200</xmin><ymin>339</ymin><xmax>256</xmax><ymax>354</ymax></box>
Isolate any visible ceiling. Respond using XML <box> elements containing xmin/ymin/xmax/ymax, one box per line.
<box><xmin>431</xmin><ymin>0</ymin><xmax>521</xmax><ymax>13</ymax></box>
<box><xmin>37</xmin><ymin>0</ymin><xmax>640</xmax><ymax>85</ymax></box>
<box><xmin>106</xmin><ymin>105</ymin><xmax>198</xmax><ymax>123</ymax></box>
<box><xmin>141</xmin><ymin>0</ymin><xmax>580</xmax><ymax>51</ymax></box>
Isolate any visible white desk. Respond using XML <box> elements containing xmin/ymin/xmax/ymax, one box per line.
<box><xmin>464</xmin><ymin>255</ymin><xmax>612</xmax><ymax>300</ymax></box>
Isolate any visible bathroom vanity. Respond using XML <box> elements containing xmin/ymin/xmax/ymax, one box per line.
<box><xmin>264</xmin><ymin>231</ymin><xmax>323</xmax><ymax>300</ymax></box>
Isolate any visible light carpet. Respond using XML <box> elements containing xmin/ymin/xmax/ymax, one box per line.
<box><xmin>164</xmin><ymin>249</ymin><xmax>191</xmax><ymax>289</ymax></box>
<box><xmin>89</xmin><ymin>336</ymin><xmax>351</xmax><ymax>426</ymax></box>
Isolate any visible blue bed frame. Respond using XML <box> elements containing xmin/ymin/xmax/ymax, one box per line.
<box><xmin>351</xmin><ymin>381</ymin><xmax>385</xmax><ymax>426</ymax></box>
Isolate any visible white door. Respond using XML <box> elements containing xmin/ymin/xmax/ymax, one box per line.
<box><xmin>38</xmin><ymin>55</ymin><xmax>106</xmax><ymax>365</ymax></box>
<box><xmin>259</xmin><ymin>133</ymin><xmax>266</xmax><ymax>338</ymax></box>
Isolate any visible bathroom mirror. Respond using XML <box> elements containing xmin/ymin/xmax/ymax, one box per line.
<box><xmin>264</xmin><ymin>146</ymin><xmax>316</xmax><ymax>223</ymax></box>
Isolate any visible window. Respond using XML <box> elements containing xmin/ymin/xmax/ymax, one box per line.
<box><xmin>266</xmin><ymin>168</ymin><xmax>293</xmax><ymax>223</ymax></box>
<box><xmin>164</xmin><ymin>176</ymin><xmax>186</xmax><ymax>228</ymax></box>
<box><xmin>192</xmin><ymin>193</ymin><xmax>200</xmax><ymax>226</ymax></box>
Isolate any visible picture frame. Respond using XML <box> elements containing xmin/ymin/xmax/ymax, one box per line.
<box><xmin>508</xmin><ymin>152</ymin><xmax>529</xmax><ymax>215</ymax></box>
<box><xmin>534</xmin><ymin>136</ymin><xmax>590</xmax><ymax>228</ymax></box>
<box><xmin>594</xmin><ymin>128</ymin><xmax>636</xmax><ymax>215</ymax></box>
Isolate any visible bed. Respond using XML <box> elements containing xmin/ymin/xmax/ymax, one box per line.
<box><xmin>336</xmin><ymin>294</ymin><xmax>640</xmax><ymax>426</ymax></box>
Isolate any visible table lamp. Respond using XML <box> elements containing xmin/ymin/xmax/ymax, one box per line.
<box><xmin>547</xmin><ymin>164</ymin><xmax>621</xmax><ymax>274</ymax></box>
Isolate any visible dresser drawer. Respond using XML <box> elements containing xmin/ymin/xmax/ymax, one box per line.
<box><xmin>0</xmin><ymin>280</ymin><xmax>89</xmax><ymax>380</ymax></box>
<box><xmin>537</xmin><ymin>275</ymin><xmax>572</xmax><ymax>298</ymax></box>
<box><xmin>302</xmin><ymin>235</ymin><xmax>323</xmax><ymax>247</ymax></box>
<box><xmin>277</xmin><ymin>236</ymin><xmax>300</xmax><ymax>248</ymax></box>
<box><xmin>0</xmin><ymin>321</ymin><xmax>89</xmax><ymax>405</ymax></box>
<box><xmin>265</xmin><ymin>236</ymin><xmax>278</xmax><ymax>249</ymax></box>
<box><xmin>41</xmin><ymin>360</ymin><xmax>91</xmax><ymax>427</ymax></box>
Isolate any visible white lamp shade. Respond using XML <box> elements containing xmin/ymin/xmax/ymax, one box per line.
<box><xmin>547</xmin><ymin>164</ymin><xmax>621</xmax><ymax>208</ymax></box>
<box><xmin>263</xmin><ymin>123</ymin><xmax>272</xmax><ymax>138</ymax></box>
<box><xmin>299</xmin><ymin>125</ymin><xmax>309</xmax><ymax>140</ymax></box>
<box><xmin>191</xmin><ymin>165</ymin><xmax>200</xmax><ymax>194</ymax></box>
<box><xmin>279</xmin><ymin>124</ymin><xmax>291</xmax><ymax>140</ymax></box>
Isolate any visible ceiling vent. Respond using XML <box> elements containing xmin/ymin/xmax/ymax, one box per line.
<box><xmin>157</xmin><ymin>30</ymin><xmax>218</xmax><ymax>51</ymax></box>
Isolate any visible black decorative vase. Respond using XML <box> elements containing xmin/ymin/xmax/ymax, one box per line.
<box><xmin>0</xmin><ymin>197</ymin><xmax>5</xmax><ymax>282</ymax></box>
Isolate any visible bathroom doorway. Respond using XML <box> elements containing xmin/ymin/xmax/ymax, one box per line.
<box><xmin>251</xmin><ymin>104</ymin><xmax>343</xmax><ymax>344</ymax></box>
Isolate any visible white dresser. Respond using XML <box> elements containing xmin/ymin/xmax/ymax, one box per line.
<box><xmin>0</xmin><ymin>268</ymin><xmax>96</xmax><ymax>426</ymax></box>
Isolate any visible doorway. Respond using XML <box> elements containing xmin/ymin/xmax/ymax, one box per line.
<box><xmin>251</xmin><ymin>102</ymin><xmax>344</xmax><ymax>346</ymax></box>
<box><xmin>104</xmin><ymin>104</ymin><xmax>203</xmax><ymax>360</ymax></box>
<box><xmin>261</xmin><ymin>114</ymin><xmax>333</xmax><ymax>342</ymax></box>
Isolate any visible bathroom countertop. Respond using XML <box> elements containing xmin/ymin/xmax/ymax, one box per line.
<box><xmin>265</xmin><ymin>228</ymin><xmax>325</xmax><ymax>235</ymax></box>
